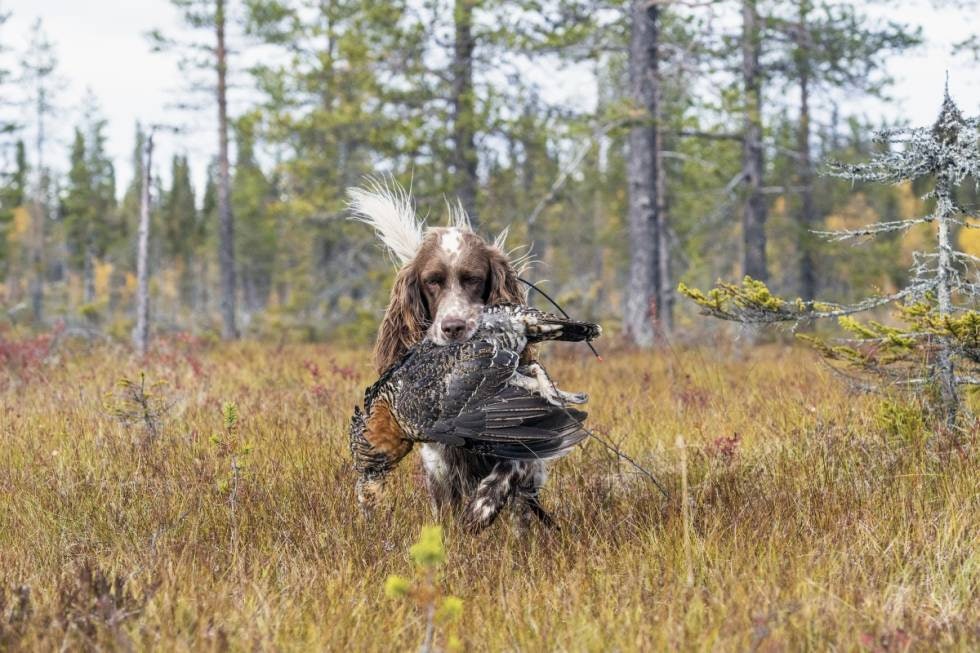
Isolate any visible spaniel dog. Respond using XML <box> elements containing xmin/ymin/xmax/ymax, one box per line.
<box><xmin>349</xmin><ymin>181</ymin><xmax>561</xmax><ymax>530</ymax></box>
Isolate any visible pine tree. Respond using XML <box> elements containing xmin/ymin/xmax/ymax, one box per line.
<box><xmin>681</xmin><ymin>88</ymin><xmax>980</xmax><ymax>427</ymax></box>
<box><xmin>772</xmin><ymin>1</ymin><xmax>920</xmax><ymax>300</ymax></box>
<box><xmin>20</xmin><ymin>18</ymin><xmax>61</xmax><ymax>324</ymax></box>
<box><xmin>624</xmin><ymin>0</ymin><xmax>662</xmax><ymax>347</ymax></box>
<box><xmin>246</xmin><ymin>0</ymin><xmax>428</xmax><ymax>326</ymax></box>
<box><xmin>150</xmin><ymin>0</ymin><xmax>239</xmax><ymax>339</ymax></box>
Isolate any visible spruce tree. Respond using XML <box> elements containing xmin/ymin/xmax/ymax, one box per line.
<box><xmin>160</xmin><ymin>154</ymin><xmax>197</xmax><ymax>305</ymax></box>
<box><xmin>231</xmin><ymin>115</ymin><xmax>274</xmax><ymax>315</ymax></box>
<box><xmin>62</xmin><ymin>128</ymin><xmax>94</xmax><ymax>298</ymax></box>
<box><xmin>63</xmin><ymin>103</ymin><xmax>116</xmax><ymax>307</ymax></box>
<box><xmin>0</xmin><ymin>141</ymin><xmax>26</xmax><ymax>279</ymax></box>
<box><xmin>681</xmin><ymin>88</ymin><xmax>980</xmax><ymax>427</ymax></box>
<box><xmin>770</xmin><ymin>0</ymin><xmax>921</xmax><ymax>300</ymax></box>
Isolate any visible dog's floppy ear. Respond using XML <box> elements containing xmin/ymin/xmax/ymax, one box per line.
<box><xmin>374</xmin><ymin>264</ymin><xmax>429</xmax><ymax>372</ymax></box>
<box><xmin>485</xmin><ymin>248</ymin><xmax>526</xmax><ymax>306</ymax></box>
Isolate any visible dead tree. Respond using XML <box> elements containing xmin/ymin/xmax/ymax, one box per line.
<box><xmin>133</xmin><ymin>129</ymin><xmax>155</xmax><ymax>357</ymax></box>
<box><xmin>682</xmin><ymin>89</ymin><xmax>980</xmax><ymax>428</ymax></box>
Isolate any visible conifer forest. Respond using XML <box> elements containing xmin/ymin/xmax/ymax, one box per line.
<box><xmin>0</xmin><ymin>1</ymin><xmax>977</xmax><ymax>651</ymax></box>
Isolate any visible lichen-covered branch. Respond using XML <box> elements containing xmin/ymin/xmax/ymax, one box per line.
<box><xmin>678</xmin><ymin>276</ymin><xmax>932</xmax><ymax>325</ymax></box>
<box><xmin>681</xmin><ymin>88</ymin><xmax>980</xmax><ymax>426</ymax></box>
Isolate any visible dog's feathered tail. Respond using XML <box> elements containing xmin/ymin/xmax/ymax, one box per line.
<box><xmin>347</xmin><ymin>179</ymin><xmax>424</xmax><ymax>265</ymax></box>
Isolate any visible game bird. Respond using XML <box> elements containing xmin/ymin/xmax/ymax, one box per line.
<box><xmin>350</xmin><ymin>303</ymin><xmax>601</xmax><ymax>531</ymax></box>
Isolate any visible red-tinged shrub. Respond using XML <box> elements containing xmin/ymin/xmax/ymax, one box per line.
<box><xmin>709</xmin><ymin>432</ymin><xmax>741</xmax><ymax>463</ymax></box>
<box><xmin>0</xmin><ymin>325</ymin><xmax>62</xmax><ymax>386</ymax></box>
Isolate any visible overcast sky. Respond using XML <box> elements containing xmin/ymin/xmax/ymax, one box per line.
<box><xmin>3</xmin><ymin>0</ymin><xmax>979</xmax><ymax>198</ymax></box>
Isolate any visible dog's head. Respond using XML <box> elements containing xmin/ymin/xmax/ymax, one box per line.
<box><xmin>349</xmin><ymin>183</ymin><xmax>526</xmax><ymax>372</ymax></box>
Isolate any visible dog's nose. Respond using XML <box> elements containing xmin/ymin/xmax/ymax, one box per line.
<box><xmin>441</xmin><ymin>318</ymin><xmax>467</xmax><ymax>340</ymax></box>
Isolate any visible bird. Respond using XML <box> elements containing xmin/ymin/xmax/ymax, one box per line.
<box><xmin>350</xmin><ymin>303</ymin><xmax>601</xmax><ymax>531</ymax></box>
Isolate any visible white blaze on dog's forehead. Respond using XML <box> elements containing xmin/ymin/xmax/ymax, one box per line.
<box><xmin>440</xmin><ymin>228</ymin><xmax>463</xmax><ymax>258</ymax></box>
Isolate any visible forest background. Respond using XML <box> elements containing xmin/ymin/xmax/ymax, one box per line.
<box><xmin>0</xmin><ymin>0</ymin><xmax>978</xmax><ymax>348</ymax></box>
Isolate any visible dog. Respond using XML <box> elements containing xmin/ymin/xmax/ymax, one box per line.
<box><xmin>349</xmin><ymin>181</ymin><xmax>570</xmax><ymax>529</ymax></box>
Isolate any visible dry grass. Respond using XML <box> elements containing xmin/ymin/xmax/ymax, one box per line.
<box><xmin>0</xmin><ymin>335</ymin><xmax>977</xmax><ymax>651</ymax></box>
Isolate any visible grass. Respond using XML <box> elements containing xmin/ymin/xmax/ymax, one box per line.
<box><xmin>0</xmin><ymin>335</ymin><xmax>977</xmax><ymax>651</ymax></box>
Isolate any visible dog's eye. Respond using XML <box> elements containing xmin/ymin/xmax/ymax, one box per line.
<box><xmin>424</xmin><ymin>276</ymin><xmax>444</xmax><ymax>288</ymax></box>
<box><xmin>461</xmin><ymin>275</ymin><xmax>483</xmax><ymax>287</ymax></box>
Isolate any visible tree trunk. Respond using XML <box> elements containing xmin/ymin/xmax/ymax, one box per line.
<box><xmin>216</xmin><ymin>0</ymin><xmax>238</xmax><ymax>340</ymax></box>
<box><xmin>741</xmin><ymin>0</ymin><xmax>768</xmax><ymax>282</ymax></box>
<box><xmin>935</xmin><ymin>172</ymin><xmax>959</xmax><ymax>426</ymax></box>
<box><xmin>796</xmin><ymin>4</ymin><xmax>817</xmax><ymax>300</ymax></box>
<box><xmin>134</xmin><ymin>131</ymin><xmax>154</xmax><ymax>356</ymax></box>
<box><xmin>624</xmin><ymin>0</ymin><xmax>661</xmax><ymax>348</ymax></box>
<box><xmin>654</xmin><ymin>92</ymin><xmax>672</xmax><ymax>335</ymax></box>
<box><xmin>83</xmin><ymin>245</ymin><xmax>95</xmax><ymax>305</ymax></box>
<box><xmin>30</xmin><ymin>91</ymin><xmax>47</xmax><ymax>325</ymax></box>
<box><xmin>451</xmin><ymin>0</ymin><xmax>479</xmax><ymax>225</ymax></box>
<box><xmin>29</xmin><ymin>201</ymin><xmax>44</xmax><ymax>324</ymax></box>
<box><xmin>592</xmin><ymin>140</ymin><xmax>605</xmax><ymax>312</ymax></box>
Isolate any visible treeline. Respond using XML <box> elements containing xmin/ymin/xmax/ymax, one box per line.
<box><xmin>0</xmin><ymin>1</ymin><xmax>974</xmax><ymax>346</ymax></box>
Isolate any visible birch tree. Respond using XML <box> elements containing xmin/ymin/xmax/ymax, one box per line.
<box><xmin>681</xmin><ymin>89</ymin><xmax>980</xmax><ymax>427</ymax></box>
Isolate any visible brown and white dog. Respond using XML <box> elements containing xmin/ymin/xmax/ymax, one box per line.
<box><xmin>349</xmin><ymin>181</ymin><xmax>562</xmax><ymax>529</ymax></box>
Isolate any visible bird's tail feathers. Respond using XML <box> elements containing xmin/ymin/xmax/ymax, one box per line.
<box><xmin>486</xmin><ymin>305</ymin><xmax>602</xmax><ymax>343</ymax></box>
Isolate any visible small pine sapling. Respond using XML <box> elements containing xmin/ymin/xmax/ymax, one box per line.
<box><xmin>385</xmin><ymin>526</ymin><xmax>463</xmax><ymax>653</ymax></box>
<box><xmin>103</xmin><ymin>372</ymin><xmax>171</xmax><ymax>448</ymax></box>
<box><xmin>680</xmin><ymin>87</ymin><xmax>980</xmax><ymax>428</ymax></box>
<box><xmin>211</xmin><ymin>402</ymin><xmax>251</xmax><ymax>551</ymax></box>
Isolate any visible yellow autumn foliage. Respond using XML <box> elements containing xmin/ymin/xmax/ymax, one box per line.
<box><xmin>11</xmin><ymin>206</ymin><xmax>31</xmax><ymax>240</ymax></box>
<box><xmin>958</xmin><ymin>224</ymin><xmax>980</xmax><ymax>258</ymax></box>
<box><xmin>94</xmin><ymin>260</ymin><xmax>114</xmax><ymax>298</ymax></box>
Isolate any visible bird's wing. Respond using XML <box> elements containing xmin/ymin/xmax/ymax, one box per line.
<box><xmin>428</xmin><ymin>385</ymin><xmax>589</xmax><ymax>461</ymax></box>
<box><xmin>438</xmin><ymin>336</ymin><xmax>521</xmax><ymax>417</ymax></box>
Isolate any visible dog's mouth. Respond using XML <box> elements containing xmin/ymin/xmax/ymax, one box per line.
<box><xmin>428</xmin><ymin>317</ymin><xmax>479</xmax><ymax>345</ymax></box>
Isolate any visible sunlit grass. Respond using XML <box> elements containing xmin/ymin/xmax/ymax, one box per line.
<box><xmin>0</xmin><ymin>337</ymin><xmax>976</xmax><ymax>650</ymax></box>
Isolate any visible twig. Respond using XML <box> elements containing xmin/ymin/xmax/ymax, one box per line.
<box><xmin>526</xmin><ymin>119</ymin><xmax>627</xmax><ymax>226</ymax></box>
<box><xmin>542</xmin><ymin>374</ymin><xmax>669</xmax><ymax>499</ymax></box>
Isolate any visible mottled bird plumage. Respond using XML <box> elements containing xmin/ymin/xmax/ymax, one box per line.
<box><xmin>350</xmin><ymin>303</ymin><xmax>600</xmax><ymax>530</ymax></box>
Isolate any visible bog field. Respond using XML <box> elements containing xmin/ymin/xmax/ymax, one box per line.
<box><xmin>0</xmin><ymin>336</ymin><xmax>977</xmax><ymax>651</ymax></box>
